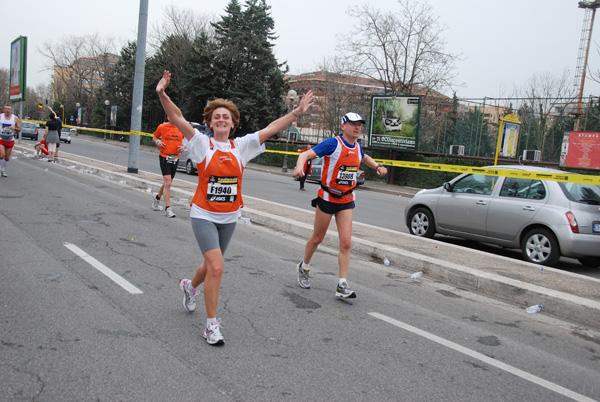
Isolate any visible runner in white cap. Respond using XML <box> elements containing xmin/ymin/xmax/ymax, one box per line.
<box><xmin>293</xmin><ymin>112</ymin><xmax>388</xmax><ymax>298</ymax></box>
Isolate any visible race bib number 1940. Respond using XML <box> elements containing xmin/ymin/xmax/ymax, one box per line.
<box><xmin>207</xmin><ymin>175</ymin><xmax>238</xmax><ymax>203</ymax></box>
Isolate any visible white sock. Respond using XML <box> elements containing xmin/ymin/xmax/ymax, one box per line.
<box><xmin>301</xmin><ymin>262</ymin><xmax>310</xmax><ymax>270</ymax></box>
<box><xmin>186</xmin><ymin>282</ymin><xmax>196</xmax><ymax>293</ymax></box>
<box><xmin>0</xmin><ymin>159</ymin><xmax>6</xmax><ymax>171</ymax></box>
<box><xmin>339</xmin><ymin>278</ymin><xmax>347</xmax><ymax>286</ymax></box>
<box><xmin>207</xmin><ymin>318</ymin><xmax>218</xmax><ymax>327</ymax></box>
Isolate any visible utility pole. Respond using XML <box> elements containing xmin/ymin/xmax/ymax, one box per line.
<box><xmin>573</xmin><ymin>1</ymin><xmax>600</xmax><ymax>131</ymax></box>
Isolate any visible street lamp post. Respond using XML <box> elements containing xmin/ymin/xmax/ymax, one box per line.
<box><xmin>281</xmin><ymin>89</ymin><xmax>298</xmax><ymax>172</ymax></box>
<box><xmin>75</xmin><ymin>103</ymin><xmax>81</xmax><ymax>135</ymax></box>
<box><xmin>104</xmin><ymin>100</ymin><xmax>110</xmax><ymax>141</ymax></box>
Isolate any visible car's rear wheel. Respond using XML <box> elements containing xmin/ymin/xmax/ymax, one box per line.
<box><xmin>521</xmin><ymin>228</ymin><xmax>560</xmax><ymax>266</ymax></box>
<box><xmin>185</xmin><ymin>159</ymin><xmax>196</xmax><ymax>175</ymax></box>
<box><xmin>577</xmin><ymin>256</ymin><xmax>600</xmax><ymax>268</ymax></box>
<box><xmin>409</xmin><ymin>207</ymin><xmax>436</xmax><ymax>238</ymax></box>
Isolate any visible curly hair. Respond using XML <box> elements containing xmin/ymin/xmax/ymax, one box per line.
<box><xmin>203</xmin><ymin>99</ymin><xmax>240</xmax><ymax>137</ymax></box>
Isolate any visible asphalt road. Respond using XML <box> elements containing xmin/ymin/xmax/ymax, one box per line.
<box><xmin>1</xmin><ymin>142</ymin><xmax>600</xmax><ymax>401</ymax></box>
<box><xmin>45</xmin><ymin>135</ymin><xmax>600</xmax><ymax>278</ymax></box>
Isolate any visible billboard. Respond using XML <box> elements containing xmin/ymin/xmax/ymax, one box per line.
<box><xmin>10</xmin><ymin>36</ymin><xmax>27</xmax><ymax>102</ymax></box>
<box><xmin>369</xmin><ymin>95</ymin><xmax>421</xmax><ymax>151</ymax></box>
<box><xmin>500</xmin><ymin>122</ymin><xmax>520</xmax><ymax>157</ymax></box>
<box><xmin>560</xmin><ymin>131</ymin><xmax>600</xmax><ymax>170</ymax></box>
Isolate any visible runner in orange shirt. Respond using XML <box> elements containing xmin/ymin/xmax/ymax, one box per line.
<box><xmin>151</xmin><ymin>116</ymin><xmax>185</xmax><ymax>218</ymax></box>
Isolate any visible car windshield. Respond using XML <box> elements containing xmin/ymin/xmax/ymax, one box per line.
<box><xmin>22</xmin><ymin>123</ymin><xmax>35</xmax><ymax>128</ymax></box>
<box><xmin>559</xmin><ymin>182</ymin><xmax>600</xmax><ymax>205</ymax></box>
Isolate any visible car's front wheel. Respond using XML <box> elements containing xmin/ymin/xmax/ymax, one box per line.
<box><xmin>521</xmin><ymin>228</ymin><xmax>560</xmax><ymax>267</ymax></box>
<box><xmin>408</xmin><ymin>207</ymin><xmax>436</xmax><ymax>238</ymax></box>
<box><xmin>185</xmin><ymin>159</ymin><xmax>196</xmax><ymax>175</ymax></box>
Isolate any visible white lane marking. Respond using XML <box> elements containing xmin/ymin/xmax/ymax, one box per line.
<box><xmin>64</xmin><ymin>243</ymin><xmax>143</xmax><ymax>294</ymax></box>
<box><xmin>369</xmin><ymin>312</ymin><xmax>595</xmax><ymax>402</ymax></box>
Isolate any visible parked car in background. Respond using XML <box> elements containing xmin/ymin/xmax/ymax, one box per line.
<box><xmin>60</xmin><ymin>128</ymin><xmax>74</xmax><ymax>144</ymax></box>
<box><xmin>20</xmin><ymin>122</ymin><xmax>40</xmax><ymax>141</ymax></box>
<box><xmin>177</xmin><ymin>149</ymin><xmax>198</xmax><ymax>175</ymax></box>
<box><xmin>404</xmin><ymin>165</ymin><xmax>600</xmax><ymax>267</ymax></box>
<box><xmin>176</xmin><ymin>122</ymin><xmax>210</xmax><ymax>175</ymax></box>
<box><xmin>305</xmin><ymin>157</ymin><xmax>366</xmax><ymax>186</ymax></box>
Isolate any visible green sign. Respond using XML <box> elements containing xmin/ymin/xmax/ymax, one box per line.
<box><xmin>10</xmin><ymin>36</ymin><xmax>27</xmax><ymax>102</ymax></box>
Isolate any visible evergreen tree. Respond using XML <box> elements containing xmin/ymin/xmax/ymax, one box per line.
<box><xmin>103</xmin><ymin>41</ymin><xmax>137</xmax><ymax>131</ymax></box>
<box><xmin>187</xmin><ymin>0</ymin><xmax>289</xmax><ymax>134</ymax></box>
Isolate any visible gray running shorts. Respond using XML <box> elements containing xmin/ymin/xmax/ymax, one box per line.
<box><xmin>191</xmin><ymin>218</ymin><xmax>237</xmax><ymax>254</ymax></box>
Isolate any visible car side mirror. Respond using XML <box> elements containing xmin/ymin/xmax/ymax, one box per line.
<box><xmin>443</xmin><ymin>182</ymin><xmax>454</xmax><ymax>192</ymax></box>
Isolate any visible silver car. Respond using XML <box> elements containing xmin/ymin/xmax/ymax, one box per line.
<box><xmin>176</xmin><ymin>124</ymin><xmax>210</xmax><ymax>175</ymax></box>
<box><xmin>20</xmin><ymin>122</ymin><xmax>40</xmax><ymax>141</ymax></box>
<box><xmin>405</xmin><ymin>165</ymin><xmax>600</xmax><ymax>267</ymax></box>
<box><xmin>177</xmin><ymin>148</ymin><xmax>198</xmax><ymax>175</ymax></box>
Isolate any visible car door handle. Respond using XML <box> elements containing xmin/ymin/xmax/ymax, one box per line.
<box><xmin>475</xmin><ymin>200</ymin><xmax>487</xmax><ymax>205</ymax></box>
<box><xmin>523</xmin><ymin>206</ymin><xmax>536</xmax><ymax>211</ymax></box>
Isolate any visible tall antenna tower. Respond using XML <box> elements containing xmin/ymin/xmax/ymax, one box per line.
<box><xmin>573</xmin><ymin>1</ymin><xmax>600</xmax><ymax>130</ymax></box>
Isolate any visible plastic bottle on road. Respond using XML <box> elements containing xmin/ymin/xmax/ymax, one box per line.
<box><xmin>526</xmin><ymin>304</ymin><xmax>543</xmax><ymax>314</ymax></box>
<box><xmin>383</xmin><ymin>257</ymin><xmax>390</xmax><ymax>266</ymax></box>
<box><xmin>410</xmin><ymin>271</ymin><xmax>423</xmax><ymax>279</ymax></box>
<box><xmin>241</xmin><ymin>217</ymin><xmax>253</xmax><ymax>225</ymax></box>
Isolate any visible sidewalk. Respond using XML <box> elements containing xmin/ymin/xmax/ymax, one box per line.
<box><xmin>14</xmin><ymin>142</ymin><xmax>600</xmax><ymax>331</ymax></box>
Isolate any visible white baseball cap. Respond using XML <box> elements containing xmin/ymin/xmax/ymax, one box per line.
<box><xmin>341</xmin><ymin>112</ymin><xmax>366</xmax><ymax>124</ymax></box>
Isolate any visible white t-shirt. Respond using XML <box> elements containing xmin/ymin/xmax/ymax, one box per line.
<box><xmin>184</xmin><ymin>130</ymin><xmax>265</xmax><ymax>223</ymax></box>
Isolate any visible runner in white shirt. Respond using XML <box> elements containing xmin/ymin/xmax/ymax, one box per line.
<box><xmin>0</xmin><ymin>104</ymin><xmax>21</xmax><ymax>177</ymax></box>
<box><xmin>156</xmin><ymin>70</ymin><xmax>315</xmax><ymax>346</ymax></box>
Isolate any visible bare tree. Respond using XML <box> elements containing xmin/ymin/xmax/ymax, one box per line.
<box><xmin>339</xmin><ymin>0</ymin><xmax>460</xmax><ymax>96</ymax></box>
<box><xmin>0</xmin><ymin>68</ymin><xmax>9</xmax><ymax>105</ymax></box>
<box><xmin>146</xmin><ymin>5</ymin><xmax>215</xmax><ymax>109</ymax></box>
<box><xmin>514</xmin><ymin>69</ymin><xmax>576</xmax><ymax>160</ymax></box>
<box><xmin>313</xmin><ymin>57</ymin><xmax>373</xmax><ymax>138</ymax></box>
<box><xmin>148</xmin><ymin>4</ymin><xmax>214</xmax><ymax>52</ymax></box>
<box><xmin>38</xmin><ymin>33</ymin><xmax>119</xmax><ymax>124</ymax></box>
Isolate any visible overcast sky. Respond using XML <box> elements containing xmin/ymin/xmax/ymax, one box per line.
<box><xmin>3</xmin><ymin>0</ymin><xmax>599</xmax><ymax>99</ymax></box>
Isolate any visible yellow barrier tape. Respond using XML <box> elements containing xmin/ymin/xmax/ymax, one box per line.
<box><xmin>370</xmin><ymin>159</ymin><xmax>600</xmax><ymax>185</ymax></box>
<box><xmin>20</xmin><ymin>121</ymin><xmax>598</xmax><ymax>185</ymax></box>
<box><xmin>21</xmin><ymin>120</ymin><xmax>154</xmax><ymax>137</ymax></box>
<box><xmin>262</xmin><ymin>149</ymin><xmax>600</xmax><ymax>185</ymax></box>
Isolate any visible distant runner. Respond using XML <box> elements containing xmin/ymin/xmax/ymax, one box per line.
<box><xmin>0</xmin><ymin>104</ymin><xmax>21</xmax><ymax>177</ymax></box>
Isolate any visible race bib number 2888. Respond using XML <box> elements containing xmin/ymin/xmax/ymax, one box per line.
<box><xmin>335</xmin><ymin>165</ymin><xmax>358</xmax><ymax>186</ymax></box>
<box><xmin>207</xmin><ymin>175</ymin><xmax>238</xmax><ymax>203</ymax></box>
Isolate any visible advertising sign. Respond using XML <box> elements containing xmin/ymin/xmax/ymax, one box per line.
<box><xmin>500</xmin><ymin>122</ymin><xmax>520</xmax><ymax>157</ymax></box>
<box><xmin>10</xmin><ymin>36</ymin><xmax>27</xmax><ymax>102</ymax></box>
<box><xmin>560</xmin><ymin>131</ymin><xmax>600</xmax><ymax>170</ymax></box>
<box><xmin>369</xmin><ymin>95</ymin><xmax>421</xmax><ymax>151</ymax></box>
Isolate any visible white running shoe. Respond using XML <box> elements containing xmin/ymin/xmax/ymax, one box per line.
<box><xmin>179</xmin><ymin>279</ymin><xmax>196</xmax><ymax>313</ymax></box>
<box><xmin>165</xmin><ymin>207</ymin><xmax>176</xmax><ymax>218</ymax></box>
<box><xmin>152</xmin><ymin>195</ymin><xmax>160</xmax><ymax>211</ymax></box>
<box><xmin>297</xmin><ymin>262</ymin><xmax>310</xmax><ymax>289</ymax></box>
<box><xmin>204</xmin><ymin>319</ymin><xmax>224</xmax><ymax>346</ymax></box>
<box><xmin>335</xmin><ymin>281</ymin><xmax>357</xmax><ymax>299</ymax></box>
